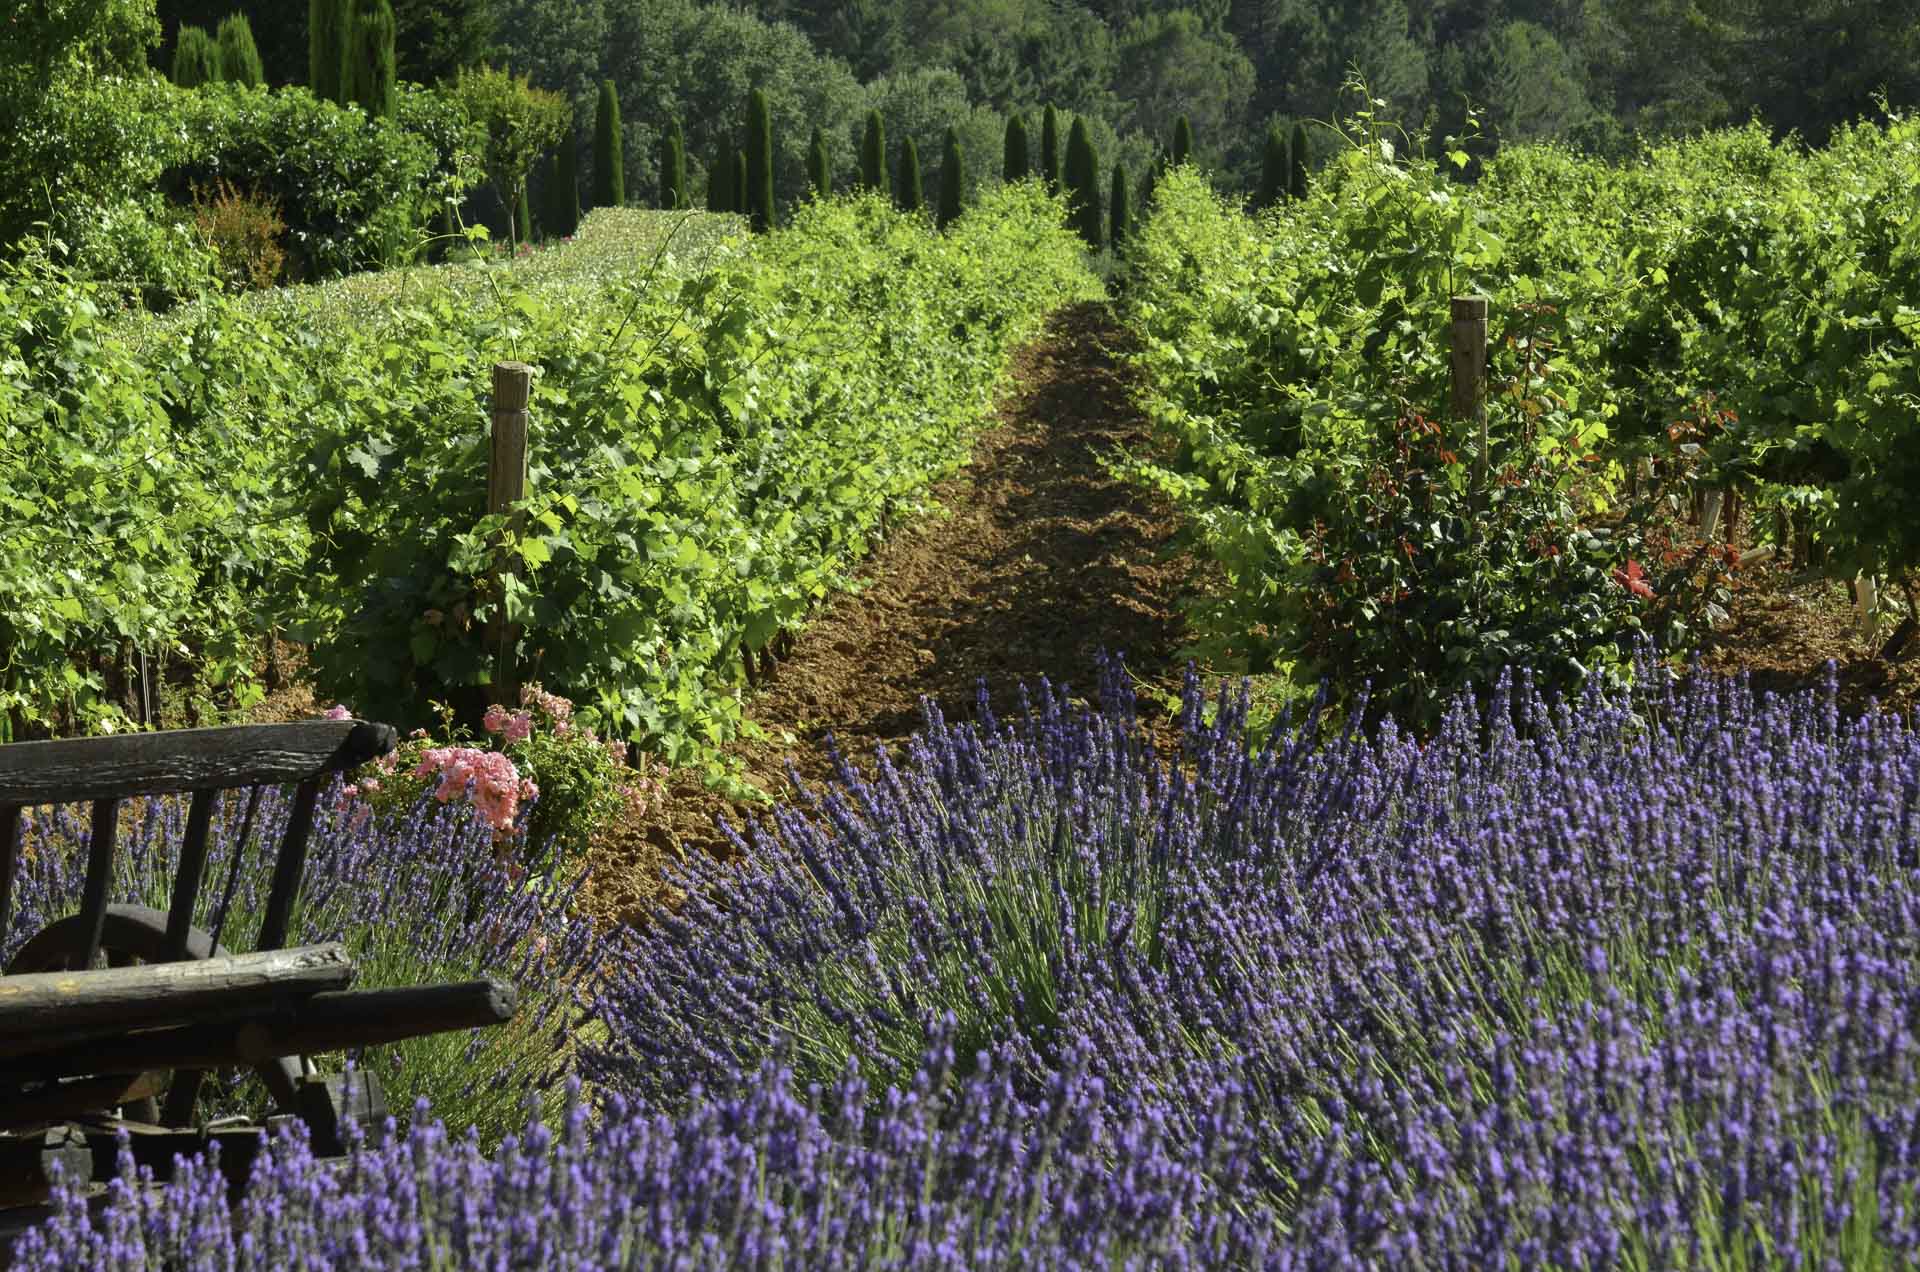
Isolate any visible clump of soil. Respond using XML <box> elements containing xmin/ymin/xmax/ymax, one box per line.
<box><xmin>1698</xmin><ymin>555</ymin><xmax>1920</xmax><ymax>714</ymax></box>
<box><xmin>585</xmin><ymin>301</ymin><xmax>1200</xmax><ymax>922</ymax></box>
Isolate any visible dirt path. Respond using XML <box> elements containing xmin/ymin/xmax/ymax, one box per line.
<box><xmin>591</xmin><ymin>300</ymin><xmax>1198</xmax><ymax>920</ymax></box>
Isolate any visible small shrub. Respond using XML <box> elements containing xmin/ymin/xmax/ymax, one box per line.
<box><xmin>190</xmin><ymin>179</ymin><xmax>288</xmax><ymax>291</ymax></box>
<box><xmin>334</xmin><ymin>686</ymin><xmax>666</xmax><ymax>878</ymax></box>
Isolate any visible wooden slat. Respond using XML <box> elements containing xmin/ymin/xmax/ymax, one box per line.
<box><xmin>0</xmin><ymin>943</ymin><xmax>353</xmax><ymax>1059</ymax></box>
<box><xmin>254</xmin><ymin>777</ymin><xmax>322</xmax><ymax>952</ymax></box>
<box><xmin>0</xmin><ymin>806</ymin><xmax>18</xmax><ymax>936</ymax></box>
<box><xmin>5</xmin><ymin>978</ymin><xmax>516</xmax><ymax>1081</ymax></box>
<box><xmin>0</xmin><ymin>720</ymin><xmax>397</xmax><ymax>807</ymax></box>
<box><xmin>0</xmin><ymin>1072</ymin><xmax>166</xmax><ymax>1133</ymax></box>
<box><xmin>162</xmin><ymin>789</ymin><xmax>219</xmax><ymax>963</ymax></box>
<box><xmin>73</xmin><ymin>801</ymin><xmax>118</xmax><ymax>972</ymax></box>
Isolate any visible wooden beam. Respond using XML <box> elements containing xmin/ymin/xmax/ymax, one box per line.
<box><xmin>255</xmin><ymin>778</ymin><xmax>322</xmax><ymax>952</ymax></box>
<box><xmin>0</xmin><ymin>720</ymin><xmax>397</xmax><ymax>807</ymax></box>
<box><xmin>0</xmin><ymin>944</ymin><xmax>353</xmax><ymax>1059</ymax></box>
<box><xmin>163</xmin><ymin>789</ymin><xmax>220</xmax><ymax>963</ymax></box>
<box><xmin>0</xmin><ymin>1072</ymin><xmax>165</xmax><ymax>1132</ymax></box>
<box><xmin>7</xmin><ymin>978</ymin><xmax>516</xmax><ymax>1082</ymax></box>
<box><xmin>73</xmin><ymin>800</ymin><xmax>118</xmax><ymax>971</ymax></box>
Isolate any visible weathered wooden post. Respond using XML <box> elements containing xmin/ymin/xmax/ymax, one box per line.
<box><xmin>1450</xmin><ymin>296</ymin><xmax>1489</xmax><ymax>493</ymax></box>
<box><xmin>488</xmin><ymin>362</ymin><xmax>533</xmax><ymax>707</ymax></box>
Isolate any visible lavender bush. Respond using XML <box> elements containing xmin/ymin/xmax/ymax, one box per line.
<box><xmin>5</xmin><ymin>780</ymin><xmax>599</xmax><ymax>1145</ymax></box>
<box><xmin>582</xmin><ymin>654</ymin><xmax>1920</xmax><ymax>1264</ymax></box>
<box><xmin>12</xmin><ymin>1050</ymin><xmax>1273</xmax><ymax>1269</ymax></box>
<box><xmin>25</xmin><ymin>655</ymin><xmax>1920</xmax><ymax>1265</ymax></box>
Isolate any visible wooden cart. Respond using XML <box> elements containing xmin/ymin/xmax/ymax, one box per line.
<box><xmin>0</xmin><ymin>719</ymin><xmax>518</xmax><ymax>1209</ymax></box>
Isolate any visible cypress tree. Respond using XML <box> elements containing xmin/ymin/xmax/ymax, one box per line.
<box><xmin>348</xmin><ymin>0</ymin><xmax>397</xmax><ymax>119</ymax></box>
<box><xmin>807</xmin><ymin>126</ymin><xmax>830</xmax><ymax>198</ymax></box>
<box><xmin>859</xmin><ymin>111</ymin><xmax>885</xmax><ymax>193</ymax></box>
<box><xmin>745</xmin><ymin>88</ymin><xmax>774</xmax><ymax>233</ymax></box>
<box><xmin>549</xmin><ymin>144</ymin><xmax>580</xmax><ymax>237</ymax></box>
<box><xmin>937</xmin><ymin>126</ymin><xmax>964</xmax><ymax>229</ymax></box>
<box><xmin>659</xmin><ymin>119</ymin><xmax>686</xmax><ymax>209</ymax></box>
<box><xmin>1172</xmin><ymin>115</ymin><xmax>1194</xmax><ymax>166</ymax></box>
<box><xmin>1141</xmin><ymin>150</ymin><xmax>1164</xmax><ymax>210</ymax></box>
<box><xmin>1289</xmin><ymin>122</ymin><xmax>1309</xmax><ymax>200</ymax></box>
<box><xmin>1040</xmin><ymin>105</ymin><xmax>1061</xmax><ymax>192</ymax></box>
<box><xmin>593</xmin><ymin>81</ymin><xmax>624</xmax><ymax>208</ymax></box>
<box><xmin>733</xmin><ymin>149</ymin><xmax>748</xmax><ymax>215</ymax></box>
<box><xmin>1256</xmin><ymin>123</ymin><xmax>1287</xmax><ymax>209</ymax></box>
<box><xmin>308</xmin><ymin>0</ymin><xmax>350</xmax><ymax>103</ymax></box>
<box><xmin>707</xmin><ymin>141</ymin><xmax>732</xmax><ymax>213</ymax></box>
<box><xmin>1063</xmin><ymin>117</ymin><xmax>1100</xmax><ymax>249</ymax></box>
<box><xmin>172</xmin><ymin>24</ymin><xmax>219</xmax><ymax>86</ymax></box>
<box><xmin>895</xmin><ymin>137</ymin><xmax>922</xmax><ymax>213</ymax></box>
<box><xmin>1003</xmin><ymin>115</ymin><xmax>1029</xmax><ymax>183</ymax></box>
<box><xmin>516</xmin><ymin>183</ymin><xmax>534</xmax><ymax>244</ymax></box>
<box><xmin>216</xmin><ymin>14</ymin><xmax>265</xmax><ymax>86</ymax></box>
<box><xmin>1109</xmin><ymin>161</ymin><xmax>1130</xmax><ymax>246</ymax></box>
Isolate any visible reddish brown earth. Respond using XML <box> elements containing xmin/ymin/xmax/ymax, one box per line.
<box><xmin>585</xmin><ymin>300</ymin><xmax>1200</xmax><ymax>921</ymax></box>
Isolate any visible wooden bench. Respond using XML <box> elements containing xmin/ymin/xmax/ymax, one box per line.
<box><xmin>0</xmin><ymin>720</ymin><xmax>518</xmax><ymax>1207</ymax></box>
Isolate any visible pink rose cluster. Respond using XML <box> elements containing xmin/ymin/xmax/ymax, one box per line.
<box><xmin>415</xmin><ymin>746</ymin><xmax>539</xmax><ymax>836</ymax></box>
<box><xmin>482</xmin><ymin>703</ymin><xmax>534</xmax><ymax>744</ymax></box>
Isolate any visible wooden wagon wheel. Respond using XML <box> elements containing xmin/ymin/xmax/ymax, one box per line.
<box><xmin>6</xmin><ymin>904</ymin><xmax>303</xmax><ymax>1126</ymax></box>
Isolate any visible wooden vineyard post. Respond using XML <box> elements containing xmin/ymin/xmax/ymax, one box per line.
<box><xmin>488</xmin><ymin>362</ymin><xmax>533</xmax><ymax>707</ymax></box>
<box><xmin>1450</xmin><ymin>296</ymin><xmax>1489</xmax><ymax>495</ymax></box>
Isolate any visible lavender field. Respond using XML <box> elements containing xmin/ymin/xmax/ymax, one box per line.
<box><xmin>15</xmin><ymin>654</ymin><xmax>1920</xmax><ymax>1267</ymax></box>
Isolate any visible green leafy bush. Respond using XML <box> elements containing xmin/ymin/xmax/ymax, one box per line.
<box><xmin>295</xmin><ymin>189</ymin><xmax>1097</xmax><ymax>756</ymax></box>
<box><xmin>1125</xmin><ymin>107</ymin><xmax>1920</xmax><ymax>721</ymax></box>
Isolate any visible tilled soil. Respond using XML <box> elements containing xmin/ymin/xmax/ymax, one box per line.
<box><xmin>585</xmin><ymin>300</ymin><xmax>1199</xmax><ymax>922</ymax></box>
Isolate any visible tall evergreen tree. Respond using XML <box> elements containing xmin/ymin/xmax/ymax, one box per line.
<box><xmin>1141</xmin><ymin>147</ymin><xmax>1168</xmax><ymax>209</ymax></box>
<box><xmin>659</xmin><ymin>118</ymin><xmax>686</xmax><ymax>209</ymax></box>
<box><xmin>807</xmin><ymin>126</ymin><xmax>830</xmax><ymax>198</ymax></box>
<box><xmin>347</xmin><ymin>0</ymin><xmax>397</xmax><ymax>119</ymax></box>
<box><xmin>592</xmin><ymin>80</ymin><xmax>624</xmax><ymax>208</ymax></box>
<box><xmin>745</xmin><ymin>88</ymin><xmax>774</xmax><ymax>233</ymax></box>
<box><xmin>1288</xmin><ymin>122</ymin><xmax>1309</xmax><ymax>200</ymax></box>
<box><xmin>216</xmin><ymin>13</ymin><xmax>264</xmax><ymax>86</ymax></box>
<box><xmin>548</xmin><ymin>144</ymin><xmax>580</xmax><ymax>237</ymax></box>
<box><xmin>895</xmin><ymin>137</ymin><xmax>922</xmax><ymax>213</ymax></box>
<box><xmin>707</xmin><ymin>140</ymin><xmax>732</xmax><ymax>213</ymax></box>
<box><xmin>172</xmin><ymin>24</ymin><xmax>219</xmax><ymax>86</ymax></box>
<box><xmin>859</xmin><ymin>110</ymin><xmax>885</xmax><ymax>193</ymax></box>
<box><xmin>1040</xmin><ymin>104</ymin><xmax>1061</xmax><ymax>192</ymax></box>
<box><xmin>389</xmin><ymin>0</ymin><xmax>494</xmax><ymax>86</ymax></box>
<box><xmin>1256</xmin><ymin>122</ymin><xmax>1287</xmax><ymax>209</ymax></box>
<box><xmin>1064</xmin><ymin>117</ymin><xmax>1100</xmax><ymax>249</ymax></box>
<box><xmin>308</xmin><ymin>0</ymin><xmax>350</xmax><ymax>102</ymax></box>
<box><xmin>733</xmin><ymin>149</ymin><xmax>748</xmax><ymax>215</ymax></box>
<box><xmin>1003</xmin><ymin>114</ymin><xmax>1029</xmax><ymax>183</ymax></box>
<box><xmin>1109</xmin><ymin>160</ymin><xmax>1130</xmax><ymax>246</ymax></box>
<box><xmin>937</xmin><ymin>126</ymin><xmax>964</xmax><ymax>229</ymax></box>
<box><xmin>516</xmin><ymin>182</ymin><xmax>533</xmax><ymax>245</ymax></box>
<box><xmin>1172</xmin><ymin>115</ymin><xmax>1194</xmax><ymax>166</ymax></box>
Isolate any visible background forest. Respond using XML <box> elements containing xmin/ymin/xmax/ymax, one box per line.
<box><xmin>23</xmin><ymin>0</ymin><xmax>1920</xmax><ymax>243</ymax></box>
